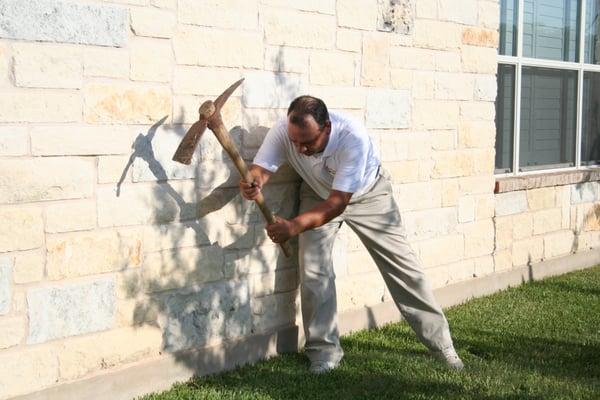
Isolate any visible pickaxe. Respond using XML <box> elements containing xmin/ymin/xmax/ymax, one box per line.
<box><xmin>172</xmin><ymin>78</ymin><xmax>292</xmax><ymax>257</ymax></box>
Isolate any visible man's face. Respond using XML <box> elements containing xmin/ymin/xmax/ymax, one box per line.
<box><xmin>287</xmin><ymin>113</ymin><xmax>331</xmax><ymax>156</ymax></box>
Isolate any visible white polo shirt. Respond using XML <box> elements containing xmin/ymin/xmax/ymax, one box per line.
<box><xmin>253</xmin><ymin>111</ymin><xmax>381</xmax><ymax>200</ymax></box>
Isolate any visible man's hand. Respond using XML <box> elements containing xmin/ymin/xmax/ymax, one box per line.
<box><xmin>266</xmin><ymin>215</ymin><xmax>300</xmax><ymax>243</ymax></box>
<box><xmin>239</xmin><ymin>178</ymin><xmax>262</xmax><ymax>200</ymax></box>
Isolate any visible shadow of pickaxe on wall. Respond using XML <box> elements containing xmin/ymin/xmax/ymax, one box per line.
<box><xmin>172</xmin><ymin>79</ymin><xmax>292</xmax><ymax>257</ymax></box>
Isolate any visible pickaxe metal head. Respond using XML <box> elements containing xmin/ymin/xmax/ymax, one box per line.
<box><xmin>172</xmin><ymin>78</ymin><xmax>244</xmax><ymax>165</ymax></box>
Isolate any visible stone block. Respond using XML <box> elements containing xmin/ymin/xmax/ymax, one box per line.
<box><xmin>347</xmin><ymin>250</ymin><xmax>377</xmax><ymax>275</ymax></box>
<box><xmin>414</xmin><ymin>20</ymin><xmax>462</xmax><ymax>50</ymax></box>
<box><xmin>412</xmin><ymin>71</ymin><xmax>435</xmax><ymax>99</ymax></box>
<box><xmin>544</xmin><ymin>230</ymin><xmax>575</xmax><ymax>258</ymax></box>
<box><xmin>571</xmin><ymin>182</ymin><xmax>598</xmax><ymax>204</ymax></box>
<box><xmin>13</xmin><ymin>43</ymin><xmax>82</xmax><ymax>89</ymax></box>
<box><xmin>458</xmin><ymin>120</ymin><xmax>496</xmax><ymax>148</ymax></box>
<box><xmin>337</xmin><ymin>272</ymin><xmax>385</xmax><ymax>312</ymax></box>
<box><xmin>418</xmin><ymin>234</ymin><xmax>464</xmax><ymax>267</ymax></box>
<box><xmin>448</xmin><ymin>259</ymin><xmax>475</xmax><ymax>282</ymax></box>
<box><xmin>179</xmin><ymin>0</ymin><xmax>258</xmax><ymax>30</ymax></box>
<box><xmin>413</xmin><ymin>100</ymin><xmax>459</xmax><ymax>129</ymax></box>
<box><xmin>441</xmin><ymin>178</ymin><xmax>460</xmax><ymax>206</ymax></box>
<box><xmin>416</xmin><ymin>0</ymin><xmax>437</xmax><ymax>19</ymax></box>
<box><xmin>337</xmin><ymin>29</ymin><xmax>362</xmax><ymax>52</ymax></box>
<box><xmin>533</xmin><ymin>208</ymin><xmax>562</xmax><ymax>235</ymax></box>
<box><xmin>462</xmin><ymin>27</ymin><xmax>499</xmax><ymax>47</ymax></box>
<box><xmin>512</xmin><ymin>212</ymin><xmax>533</xmax><ymax>240</ymax></box>
<box><xmin>390</xmin><ymin>69</ymin><xmax>412</xmax><ymax>89</ymax></box>
<box><xmin>438</xmin><ymin>0</ymin><xmax>477</xmax><ymax>25</ymax></box>
<box><xmin>425</xmin><ymin>265</ymin><xmax>449</xmax><ymax>289</ymax></box>
<box><xmin>435</xmin><ymin>73</ymin><xmax>474</xmax><ymax>100</ymax></box>
<box><xmin>460</xmin><ymin>101</ymin><xmax>496</xmax><ymax>121</ymax></box>
<box><xmin>474</xmin><ymin>75</ymin><xmax>498</xmax><ymax>101</ymax></box>
<box><xmin>13</xmin><ymin>250</ymin><xmax>45</xmax><ymax>284</ymax></box>
<box><xmin>461</xmin><ymin>45</ymin><xmax>498</xmax><ymax>73</ymax></box>
<box><xmin>0</xmin><ymin>0</ymin><xmax>128</xmax><ymax>46</ymax></box>
<box><xmin>390</xmin><ymin>47</ymin><xmax>435</xmax><ymax>70</ymax></box>
<box><xmin>512</xmin><ymin>237</ymin><xmax>544</xmax><ymax>266</ymax></box>
<box><xmin>494</xmin><ymin>215</ymin><xmax>512</xmax><ymax>251</ymax></box>
<box><xmin>475</xmin><ymin>194</ymin><xmax>495</xmax><ymax>220</ymax></box>
<box><xmin>264</xmin><ymin>46</ymin><xmax>309</xmax><ymax>74</ymax></box>
<box><xmin>478</xmin><ymin>1</ymin><xmax>500</xmax><ymax>29</ymax></box>
<box><xmin>461</xmin><ymin>219</ymin><xmax>495</xmax><ymax>258</ymax></box>
<box><xmin>252</xmin><ymin>290</ymin><xmax>298</xmax><ymax>333</ymax></box>
<box><xmin>0</xmin><ymin>207</ymin><xmax>44</xmax><ymax>252</ymax></box>
<box><xmin>361</xmin><ymin>32</ymin><xmax>390</xmax><ymax>87</ymax></box>
<box><xmin>402</xmin><ymin>207</ymin><xmax>458</xmax><ymax>241</ymax></box>
<box><xmin>143</xmin><ymin>222</ymin><xmax>211</xmax><ymax>253</ymax></box>
<box><xmin>474</xmin><ymin>255</ymin><xmax>495</xmax><ymax>278</ymax></box>
<box><xmin>27</xmin><ymin>277</ymin><xmax>116</xmax><ymax>344</ymax></box>
<box><xmin>174</xmin><ymin>66</ymin><xmax>242</xmax><ymax>95</ymax></box>
<box><xmin>310</xmin><ymin>51</ymin><xmax>356</xmax><ymax>86</ymax></box>
<box><xmin>0</xmin><ymin>158</ymin><xmax>94</xmax><ymax>204</ymax></box>
<box><xmin>46</xmin><ymin>229</ymin><xmax>142</xmax><ymax>280</ymax></box>
<box><xmin>395</xmin><ymin>181</ymin><xmax>442</xmax><ymax>212</ymax></box>
<box><xmin>173</xmin><ymin>94</ymin><xmax>242</xmax><ymax>125</ymax></box>
<box><xmin>31</xmin><ymin>126</ymin><xmax>131</xmax><ymax>156</ymax></box>
<box><xmin>435</xmin><ymin>51</ymin><xmax>462</xmax><ymax>72</ymax></box>
<box><xmin>494</xmin><ymin>249</ymin><xmax>513</xmax><ymax>272</ymax></box>
<box><xmin>84</xmin><ymin>84</ymin><xmax>171</xmax><ymax>124</ymax></box>
<box><xmin>262</xmin><ymin>7</ymin><xmax>336</xmax><ymax>49</ymax></box>
<box><xmin>0</xmin><ymin>92</ymin><xmax>81</xmax><ymax>123</ymax></box>
<box><xmin>366</xmin><ymin>89</ymin><xmax>410</xmax><ymax>128</ymax></box>
<box><xmin>578</xmin><ymin>230</ymin><xmax>600</xmax><ymax>250</ymax></box>
<box><xmin>526</xmin><ymin>187</ymin><xmax>557</xmax><ymax>210</ymax></box>
<box><xmin>0</xmin><ymin>316</ymin><xmax>25</xmax><ymax>349</ymax></box>
<box><xmin>431</xmin><ymin>130</ymin><xmax>457</xmax><ymax>151</ymax></box>
<box><xmin>57</xmin><ymin>326</ymin><xmax>162</xmax><ymax>381</ymax></box>
<box><xmin>84</xmin><ymin>47</ymin><xmax>129</xmax><ymax>78</ymax></box>
<box><xmin>0</xmin><ymin>345</ymin><xmax>58</xmax><ymax>399</ymax></box>
<box><xmin>130</xmin><ymin>37</ymin><xmax>172</xmax><ymax>83</ymax></box>
<box><xmin>143</xmin><ymin>245</ymin><xmax>224</xmax><ymax>293</ymax></box>
<box><xmin>98</xmin><ymin>155</ymin><xmax>131</xmax><ymax>184</ymax></box>
<box><xmin>458</xmin><ymin>196</ymin><xmax>476</xmax><ymax>223</ymax></box>
<box><xmin>243</xmin><ymin>71</ymin><xmax>306</xmax><ymax>108</ymax></box>
<box><xmin>432</xmin><ymin>150</ymin><xmax>473</xmax><ymax>178</ymax></box>
<box><xmin>0</xmin><ymin>256</ymin><xmax>12</xmax><ymax>315</ymax></box>
<box><xmin>495</xmin><ymin>191</ymin><xmax>528</xmax><ymax>216</ymax></box>
<box><xmin>130</xmin><ymin>6</ymin><xmax>176</xmax><ymax>38</ymax></box>
<box><xmin>386</xmin><ymin>160</ymin><xmax>420</xmax><ymax>183</ymax></box>
<box><xmin>337</xmin><ymin>0</ymin><xmax>378</xmax><ymax>30</ymax></box>
<box><xmin>0</xmin><ymin>126</ymin><xmax>28</xmax><ymax>156</ymax></box>
<box><xmin>261</xmin><ymin>0</ymin><xmax>336</xmax><ymax>14</ymax></box>
<box><xmin>459</xmin><ymin>175</ymin><xmax>496</xmax><ymax>195</ymax></box>
<box><xmin>251</xmin><ymin>268</ymin><xmax>298</xmax><ymax>298</ymax></box>
<box><xmin>307</xmin><ymin>86</ymin><xmax>366</xmax><ymax>109</ymax></box>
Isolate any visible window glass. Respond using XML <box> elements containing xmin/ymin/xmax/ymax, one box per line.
<box><xmin>496</xmin><ymin>64</ymin><xmax>516</xmax><ymax>173</ymax></box>
<box><xmin>523</xmin><ymin>0</ymin><xmax>580</xmax><ymax>62</ymax></box>
<box><xmin>582</xmin><ymin>71</ymin><xmax>600</xmax><ymax>164</ymax></box>
<box><xmin>585</xmin><ymin>0</ymin><xmax>600</xmax><ymax>63</ymax></box>
<box><xmin>520</xmin><ymin>67</ymin><xmax>577</xmax><ymax>170</ymax></box>
<box><xmin>500</xmin><ymin>0</ymin><xmax>519</xmax><ymax>56</ymax></box>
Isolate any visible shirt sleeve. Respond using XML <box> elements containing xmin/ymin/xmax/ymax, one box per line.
<box><xmin>252</xmin><ymin>119</ymin><xmax>287</xmax><ymax>173</ymax></box>
<box><xmin>331</xmin><ymin>134</ymin><xmax>369</xmax><ymax>194</ymax></box>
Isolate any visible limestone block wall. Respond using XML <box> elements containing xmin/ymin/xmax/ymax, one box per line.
<box><xmin>0</xmin><ymin>0</ymin><xmax>591</xmax><ymax>399</ymax></box>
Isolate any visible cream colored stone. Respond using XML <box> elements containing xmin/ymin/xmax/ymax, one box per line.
<box><xmin>84</xmin><ymin>84</ymin><xmax>171</xmax><ymax>124</ymax></box>
<box><xmin>0</xmin><ymin>316</ymin><xmax>25</xmax><ymax>349</ymax></box>
<box><xmin>251</xmin><ymin>268</ymin><xmax>298</xmax><ymax>298</ymax></box>
<box><xmin>310</xmin><ymin>51</ymin><xmax>355</xmax><ymax>86</ymax></box>
<box><xmin>45</xmin><ymin>201</ymin><xmax>96</xmax><ymax>233</ymax></box>
<box><xmin>435</xmin><ymin>73</ymin><xmax>474</xmax><ymax>100</ymax></box>
<box><xmin>152</xmin><ymin>0</ymin><xmax>176</xmax><ymax>8</ymax></box>
<box><xmin>174</xmin><ymin>26</ymin><xmax>263</xmax><ymax>67</ymax></box>
<box><xmin>307</xmin><ymin>86</ymin><xmax>366</xmax><ymax>109</ymax></box>
<box><xmin>143</xmin><ymin>246</ymin><xmax>224</xmax><ymax>292</ymax></box>
<box><xmin>378</xmin><ymin>132</ymin><xmax>409</xmax><ymax>161</ymax></box>
<box><xmin>474</xmin><ymin>75</ymin><xmax>498</xmax><ymax>101</ymax></box>
<box><xmin>578</xmin><ymin>231</ymin><xmax>600</xmax><ymax>250</ymax></box>
<box><xmin>0</xmin><ymin>43</ymin><xmax>8</xmax><ymax>87</ymax></box>
<box><xmin>179</xmin><ymin>0</ymin><xmax>258</xmax><ymax>29</ymax></box>
<box><xmin>143</xmin><ymin>222</ymin><xmax>211</xmax><ymax>253</ymax></box>
<box><xmin>98</xmin><ymin>155</ymin><xmax>131</xmax><ymax>184</ymax></box>
<box><xmin>13</xmin><ymin>43</ymin><xmax>82</xmax><ymax>89</ymax></box>
<box><xmin>527</xmin><ymin>187</ymin><xmax>557</xmax><ymax>210</ymax></box>
<box><xmin>472</xmin><ymin>148</ymin><xmax>495</xmax><ymax>174</ymax></box>
<box><xmin>0</xmin><ymin>208</ymin><xmax>43</xmax><ymax>253</ymax></box>
<box><xmin>390</xmin><ymin>47</ymin><xmax>436</xmax><ymax>70</ymax></box>
<box><xmin>337</xmin><ymin>272</ymin><xmax>385</xmax><ymax>312</ymax></box>
<box><xmin>438</xmin><ymin>0</ymin><xmax>477</xmax><ymax>25</ymax></box>
<box><xmin>414</xmin><ymin>20</ymin><xmax>462</xmax><ymax>50</ymax></box>
<box><xmin>493</xmin><ymin>249</ymin><xmax>513</xmax><ymax>272</ymax></box>
<box><xmin>533</xmin><ymin>208</ymin><xmax>562</xmax><ymax>235</ymax></box>
<box><xmin>262</xmin><ymin>7</ymin><xmax>336</xmax><ymax>49</ymax></box>
<box><xmin>412</xmin><ymin>71</ymin><xmax>435</xmax><ymax>99</ymax></box>
<box><xmin>435</xmin><ymin>51</ymin><xmax>462</xmax><ymax>72</ymax></box>
<box><xmin>13</xmin><ymin>250</ymin><xmax>44</xmax><ymax>284</ymax></box>
<box><xmin>512</xmin><ymin>237</ymin><xmax>544</xmax><ymax>266</ymax></box>
<box><xmin>31</xmin><ymin>126</ymin><xmax>131</xmax><ymax>156</ymax></box>
<box><xmin>461</xmin><ymin>45</ymin><xmax>498</xmax><ymax>73</ymax></box>
<box><xmin>475</xmin><ymin>194</ymin><xmax>495</xmax><ymax>220</ymax></box>
<box><xmin>494</xmin><ymin>215</ymin><xmax>512</xmax><ymax>251</ymax></box>
<box><xmin>337</xmin><ymin>0</ymin><xmax>378</xmax><ymax>30</ymax></box>
<box><xmin>462</xmin><ymin>27</ymin><xmax>499</xmax><ymax>47</ymax></box>
<box><xmin>416</xmin><ymin>0</ymin><xmax>437</xmax><ymax>19</ymax></box>
<box><xmin>173</xmin><ymin>94</ymin><xmax>241</xmax><ymax>125</ymax></box>
<box><xmin>442</xmin><ymin>178</ymin><xmax>460</xmax><ymax>207</ymax></box>
<box><xmin>413</xmin><ymin>100</ymin><xmax>459</xmax><ymax>129</ymax></box>
<box><xmin>432</xmin><ymin>151</ymin><xmax>473</xmax><ymax>178</ymax></box>
<box><xmin>459</xmin><ymin>175</ymin><xmax>495</xmax><ymax>195</ymax></box>
<box><xmin>512</xmin><ymin>212</ymin><xmax>533</xmax><ymax>240</ymax></box>
<box><xmin>0</xmin><ymin>126</ymin><xmax>28</xmax><ymax>156</ymax></box>
<box><xmin>386</xmin><ymin>160</ymin><xmax>420</xmax><ymax>183</ymax></box>
<box><xmin>448</xmin><ymin>259</ymin><xmax>475</xmax><ymax>282</ymax></box>
<box><xmin>0</xmin><ymin>158</ymin><xmax>94</xmax><ymax>204</ymax></box>
<box><xmin>58</xmin><ymin>326</ymin><xmax>162</xmax><ymax>381</ymax></box>
<box><xmin>418</xmin><ymin>234</ymin><xmax>464</xmax><ymax>268</ymax></box>
<box><xmin>84</xmin><ymin>47</ymin><xmax>129</xmax><ymax>79</ymax></box>
<box><xmin>173</xmin><ymin>66</ymin><xmax>242</xmax><ymax>95</ymax></box>
<box><xmin>478</xmin><ymin>1</ymin><xmax>500</xmax><ymax>29</ymax></box>
<box><xmin>0</xmin><ymin>92</ymin><xmax>81</xmax><ymax>123</ymax></box>
<box><xmin>337</xmin><ymin>29</ymin><xmax>362</xmax><ymax>52</ymax></box>
<box><xmin>473</xmin><ymin>255</ymin><xmax>495</xmax><ymax>277</ymax></box>
<box><xmin>130</xmin><ymin>38</ymin><xmax>172</xmax><ymax>83</ymax></box>
<box><xmin>390</xmin><ymin>69</ymin><xmax>413</xmax><ymax>89</ymax></box>
<box><xmin>0</xmin><ymin>345</ymin><xmax>58</xmax><ymax>399</ymax></box>
<box><xmin>260</xmin><ymin>0</ymin><xmax>336</xmax><ymax>14</ymax></box>
<box><xmin>582</xmin><ymin>204</ymin><xmax>600</xmax><ymax>231</ymax></box>
<box><xmin>544</xmin><ymin>230</ymin><xmax>575</xmax><ymax>258</ymax></box>
<box><xmin>264</xmin><ymin>46</ymin><xmax>309</xmax><ymax>73</ymax></box>
<box><xmin>130</xmin><ymin>6</ymin><xmax>176</xmax><ymax>38</ymax></box>
<box><xmin>46</xmin><ymin>230</ymin><xmax>142</xmax><ymax>280</ymax></box>
<box><xmin>361</xmin><ymin>33</ymin><xmax>390</xmax><ymax>87</ymax></box>
<box><xmin>461</xmin><ymin>219</ymin><xmax>495</xmax><ymax>258</ymax></box>
<box><xmin>458</xmin><ymin>120</ymin><xmax>496</xmax><ymax>148</ymax></box>
<box><xmin>395</xmin><ymin>181</ymin><xmax>442</xmax><ymax>212</ymax></box>
<box><xmin>431</xmin><ymin>130</ymin><xmax>457</xmax><ymax>151</ymax></box>
<box><xmin>458</xmin><ymin>196</ymin><xmax>475</xmax><ymax>223</ymax></box>
<box><xmin>460</xmin><ymin>101</ymin><xmax>496</xmax><ymax>120</ymax></box>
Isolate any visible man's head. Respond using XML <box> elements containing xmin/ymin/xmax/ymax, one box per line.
<box><xmin>287</xmin><ymin>96</ymin><xmax>331</xmax><ymax>156</ymax></box>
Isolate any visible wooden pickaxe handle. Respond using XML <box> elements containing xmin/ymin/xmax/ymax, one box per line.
<box><xmin>209</xmin><ymin>116</ymin><xmax>293</xmax><ymax>258</ymax></box>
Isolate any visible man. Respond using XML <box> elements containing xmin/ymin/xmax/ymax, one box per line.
<box><xmin>239</xmin><ymin>96</ymin><xmax>464</xmax><ymax>374</ymax></box>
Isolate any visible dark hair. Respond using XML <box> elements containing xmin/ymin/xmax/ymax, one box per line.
<box><xmin>287</xmin><ymin>95</ymin><xmax>329</xmax><ymax>129</ymax></box>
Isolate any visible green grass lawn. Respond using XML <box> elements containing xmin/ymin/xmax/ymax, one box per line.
<box><xmin>141</xmin><ymin>265</ymin><xmax>600</xmax><ymax>400</ymax></box>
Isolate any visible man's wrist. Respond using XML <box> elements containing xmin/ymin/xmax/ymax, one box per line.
<box><xmin>289</xmin><ymin>218</ymin><xmax>304</xmax><ymax>236</ymax></box>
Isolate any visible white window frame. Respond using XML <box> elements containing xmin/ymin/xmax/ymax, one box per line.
<box><xmin>496</xmin><ymin>0</ymin><xmax>600</xmax><ymax>177</ymax></box>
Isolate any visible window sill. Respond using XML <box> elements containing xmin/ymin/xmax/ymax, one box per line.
<box><xmin>494</xmin><ymin>168</ymin><xmax>600</xmax><ymax>193</ymax></box>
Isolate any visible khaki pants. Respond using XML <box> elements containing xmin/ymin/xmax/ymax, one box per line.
<box><xmin>299</xmin><ymin>170</ymin><xmax>454</xmax><ymax>364</ymax></box>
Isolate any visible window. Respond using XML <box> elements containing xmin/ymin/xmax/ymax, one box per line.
<box><xmin>496</xmin><ymin>0</ymin><xmax>600</xmax><ymax>174</ymax></box>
